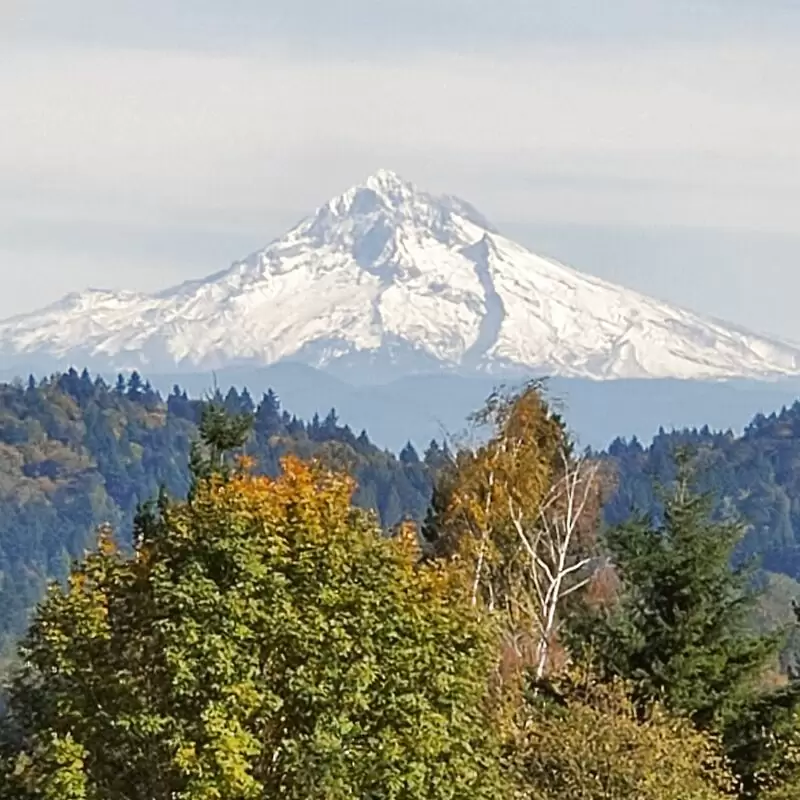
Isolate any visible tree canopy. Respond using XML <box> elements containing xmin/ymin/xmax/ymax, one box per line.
<box><xmin>1</xmin><ymin>451</ymin><xmax>504</xmax><ymax>798</ymax></box>
<box><xmin>4</xmin><ymin>373</ymin><xmax>800</xmax><ymax>797</ymax></box>
<box><xmin>568</xmin><ymin>457</ymin><xmax>800</xmax><ymax>796</ymax></box>
<box><xmin>512</xmin><ymin>668</ymin><xmax>734</xmax><ymax>800</ymax></box>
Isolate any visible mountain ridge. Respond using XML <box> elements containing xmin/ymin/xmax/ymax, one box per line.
<box><xmin>2</xmin><ymin>168</ymin><xmax>799</xmax><ymax>382</ymax></box>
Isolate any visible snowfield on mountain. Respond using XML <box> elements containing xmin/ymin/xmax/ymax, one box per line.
<box><xmin>2</xmin><ymin>169</ymin><xmax>799</xmax><ymax>381</ymax></box>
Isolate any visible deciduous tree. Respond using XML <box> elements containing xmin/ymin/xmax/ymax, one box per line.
<box><xmin>2</xmin><ymin>430</ymin><xmax>505</xmax><ymax>798</ymax></box>
<box><xmin>512</xmin><ymin>666</ymin><xmax>735</xmax><ymax>800</ymax></box>
<box><xmin>424</xmin><ymin>382</ymin><xmax>605</xmax><ymax>679</ymax></box>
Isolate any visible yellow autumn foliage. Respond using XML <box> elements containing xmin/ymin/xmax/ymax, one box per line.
<box><xmin>429</xmin><ymin>384</ymin><xmax>565</xmax><ymax>602</ymax></box>
<box><xmin>7</xmin><ymin>453</ymin><xmax>506</xmax><ymax>799</ymax></box>
<box><xmin>513</xmin><ymin>668</ymin><xmax>736</xmax><ymax>800</ymax></box>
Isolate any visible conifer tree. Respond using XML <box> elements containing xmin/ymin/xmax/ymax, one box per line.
<box><xmin>188</xmin><ymin>401</ymin><xmax>253</xmax><ymax>491</ymax></box>
<box><xmin>399</xmin><ymin>441</ymin><xmax>420</xmax><ymax>465</ymax></box>
<box><xmin>569</xmin><ymin>453</ymin><xmax>800</xmax><ymax>795</ymax></box>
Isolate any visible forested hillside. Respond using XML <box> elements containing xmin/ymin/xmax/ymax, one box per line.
<box><xmin>0</xmin><ymin>369</ymin><xmax>434</xmax><ymax>661</ymax></box>
<box><xmin>4</xmin><ymin>378</ymin><xmax>800</xmax><ymax>798</ymax></box>
<box><xmin>5</xmin><ymin>368</ymin><xmax>800</xmax><ymax>667</ymax></box>
<box><xmin>599</xmin><ymin>407</ymin><xmax>800</xmax><ymax>665</ymax></box>
<box><xmin>604</xmin><ymin>403</ymin><xmax>800</xmax><ymax>578</ymax></box>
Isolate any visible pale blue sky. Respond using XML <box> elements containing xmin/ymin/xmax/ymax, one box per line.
<box><xmin>1</xmin><ymin>1</ymin><xmax>799</xmax><ymax>339</ymax></box>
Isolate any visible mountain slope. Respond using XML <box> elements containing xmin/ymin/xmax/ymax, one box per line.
<box><xmin>2</xmin><ymin>169</ymin><xmax>799</xmax><ymax>381</ymax></box>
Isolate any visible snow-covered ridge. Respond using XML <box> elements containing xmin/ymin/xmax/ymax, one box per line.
<box><xmin>2</xmin><ymin>168</ymin><xmax>799</xmax><ymax>381</ymax></box>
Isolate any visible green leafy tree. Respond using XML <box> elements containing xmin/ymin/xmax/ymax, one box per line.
<box><xmin>1</xmin><ymin>422</ymin><xmax>504</xmax><ymax>798</ymax></box>
<box><xmin>511</xmin><ymin>666</ymin><xmax>734</xmax><ymax>800</ymax></box>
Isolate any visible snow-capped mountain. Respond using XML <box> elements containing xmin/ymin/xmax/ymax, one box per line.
<box><xmin>2</xmin><ymin>168</ymin><xmax>799</xmax><ymax>382</ymax></box>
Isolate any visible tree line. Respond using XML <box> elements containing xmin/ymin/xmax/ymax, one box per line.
<box><xmin>0</xmin><ymin>369</ymin><xmax>436</xmax><ymax>664</ymax></box>
<box><xmin>5</xmin><ymin>369</ymin><xmax>800</xmax><ymax>668</ymax></box>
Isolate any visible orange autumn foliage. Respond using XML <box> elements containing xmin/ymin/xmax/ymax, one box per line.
<box><xmin>7</xmin><ymin>452</ymin><xmax>505</xmax><ymax>799</ymax></box>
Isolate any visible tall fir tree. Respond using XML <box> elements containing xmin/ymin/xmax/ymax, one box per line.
<box><xmin>569</xmin><ymin>454</ymin><xmax>800</xmax><ymax>796</ymax></box>
<box><xmin>188</xmin><ymin>401</ymin><xmax>253</xmax><ymax>494</ymax></box>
